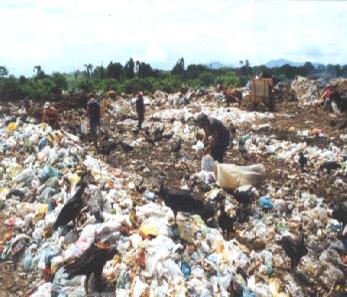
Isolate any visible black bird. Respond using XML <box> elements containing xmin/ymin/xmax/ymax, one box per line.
<box><xmin>153</xmin><ymin>125</ymin><xmax>165</xmax><ymax>139</ymax></box>
<box><xmin>332</xmin><ymin>202</ymin><xmax>347</xmax><ymax>231</ymax></box>
<box><xmin>320</xmin><ymin>161</ymin><xmax>341</xmax><ymax>173</ymax></box>
<box><xmin>298</xmin><ymin>152</ymin><xmax>308</xmax><ymax>171</ymax></box>
<box><xmin>53</xmin><ymin>180</ymin><xmax>88</xmax><ymax>231</ymax></box>
<box><xmin>158</xmin><ymin>182</ymin><xmax>214</xmax><ymax>222</ymax></box>
<box><xmin>234</xmin><ymin>186</ymin><xmax>254</xmax><ymax>207</ymax></box>
<box><xmin>64</xmin><ymin>243</ymin><xmax>118</xmax><ymax>293</ymax></box>
<box><xmin>98</xmin><ymin>140</ymin><xmax>117</xmax><ymax>161</ymax></box>
<box><xmin>218</xmin><ymin>206</ymin><xmax>234</xmax><ymax>239</ymax></box>
<box><xmin>171</xmin><ymin>138</ymin><xmax>182</xmax><ymax>154</ymax></box>
<box><xmin>278</xmin><ymin>232</ymin><xmax>308</xmax><ymax>272</ymax></box>
<box><xmin>228</xmin><ymin>279</ymin><xmax>243</xmax><ymax>297</ymax></box>
<box><xmin>6</xmin><ymin>189</ymin><xmax>25</xmax><ymax>200</ymax></box>
<box><xmin>119</xmin><ymin>141</ymin><xmax>134</xmax><ymax>154</ymax></box>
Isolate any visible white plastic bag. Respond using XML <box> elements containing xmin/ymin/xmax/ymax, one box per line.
<box><xmin>212</xmin><ymin>162</ymin><xmax>265</xmax><ymax>190</ymax></box>
<box><xmin>192</xmin><ymin>140</ymin><xmax>204</xmax><ymax>152</ymax></box>
<box><xmin>80</xmin><ymin>118</ymin><xmax>89</xmax><ymax>134</ymax></box>
<box><xmin>201</xmin><ymin>154</ymin><xmax>214</xmax><ymax>171</ymax></box>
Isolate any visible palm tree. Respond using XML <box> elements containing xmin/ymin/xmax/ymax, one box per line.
<box><xmin>84</xmin><ymin>64</ymin><xmax>93</xmax><ymax>78</ymax></box>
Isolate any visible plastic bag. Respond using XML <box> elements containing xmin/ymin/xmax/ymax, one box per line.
<box><xmin>212</xmin><ymin>162</ymin><xmax>265</xmax><ymax>190</ymax></box>
<box><xmin>40</xmin><ymin>165</ymin><xmax>59</xmax><ymax>182</ymax></box>
<box><xmin>201</xmin><ymin>154</ymin><xmax>214</xmax><ymax>171</ymax></box>
<box><xmin>80</xmin><ymin>118</ymin><xmax>89</xmax><ymax>135</ymax></box>
<box><xmin>192</xmin><ymin>140</ymin><xmax>204</xmax><ymax>152</ymax></box>
<box><xmin>6</xmin><ymin>122</ymin><xmax>17</xmax><ymax>133</ymax></box>
<box><xmin>13</xmin><ymin>168</ymin><xmax>35</xmax><ymax>183</ymax></box>
<box><xmin>259</xmin><ymin>196</ymin><xmax>274</xmax><ymax>210</ymax></box>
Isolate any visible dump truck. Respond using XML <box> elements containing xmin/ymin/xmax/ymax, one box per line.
<box><xmin>242</xmin><ymin>77</ymin><xmax>276</xmax><ymax>111</ymax></box>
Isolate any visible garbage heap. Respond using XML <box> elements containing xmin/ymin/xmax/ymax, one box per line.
<box><xmin>291</xmin><ymin>76</ymin><xmax>325</xmax><ymax>106</ymax></box>
<box><xmin>0</xmin><ymin>93</ymin><xmax>347</xmax><ymax>297</ymax></box>
<box><xmin>273</xmin><ymin>83</ymin><xmax>297</xmax><ymax>102</ymax></box>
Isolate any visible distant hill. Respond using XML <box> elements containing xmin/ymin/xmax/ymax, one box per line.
<box><xmin>265</xmin><ymin>59</ymin><xmax>305</xmax><ymax>68</ymax></box>
<box><xmin>205</xmin><ymin>61</ymin><xmax>239</xmax><ymax>69</ymax></box>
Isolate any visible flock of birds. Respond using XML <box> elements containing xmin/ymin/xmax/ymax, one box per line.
<box><xmin>48</xmin><ymin>164</ymin><xmax>347</xmax><ymax>294</ymax></box>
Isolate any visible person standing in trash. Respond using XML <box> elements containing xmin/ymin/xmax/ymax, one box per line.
<box><xmin>42</xmin><ymin>102</ymin><xmax>60</xmax><ymax>129</ymax></box>
<box><xmin>86</xmin><ymin>97</ymin><xmax>101</xmax><ymax>148</ymax></box>
<box><xmin>136</xmin><ymin>91</ymin><xmax>145</xmax><ymax>129</ymax></box>
<box><xmin>321</xmin><ymin>85</ymin><xmax>333</xmax><ymax>111</ymax></box>
<box><xmin>195</xmin><ymin>113</ymin><xmax>230</xmax><ymax>163</ymax></box>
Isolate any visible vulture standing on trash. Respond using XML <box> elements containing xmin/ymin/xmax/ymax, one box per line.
<box><xmin>64</xmin><ymin>241</ymin><xmax>118</xmax><ymax>293</ymax></box>
<box><xmin>298</xmin><ymin>152</ymin><xmax>308</xmax><ymax>171</ymax></box>
<box><xmin>319</xmin><ymin>160</ymin><xmax>341</xmax><ymax>172</ymax></box>
<box><xmin>98</xmin><ymin>139</ymin><xmax>118</xmax><ymax>161</ymax></box>
<box><xmin>277</xmin><ymin>232</ymin><xmax>308</xmax><ymax>273</ymax></box>
<box><xmin>332</xmin><ymin>202</ymin><xmax>347</xmax><ymax>231</ymax></box>
<box><xmin>53</xmin><ymin>175</ymin><xmax>88</xmax><ymax>231</ymax></box>
<box><xmin>171</xmin><ymin>138</ymin><xmax>182</xmax><ymax>154</ymax></box>
<box><xmin>158</xmin><ymin>182</ymin><xmax>215</xmax><ymax>222</ymax></box>
<box><xmin>119</xmin><ymin>141</ymin><xmax>134</xmax><ymax>154</ymax></box>
<box><xmin>218</xmin><ymin>206</ymin><xmax>234</xmax><ymax>239</ymax></box>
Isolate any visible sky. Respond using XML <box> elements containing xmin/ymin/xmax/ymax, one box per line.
<box><xmin>1</xmin><ymin>0</ymin><xmax>347</xmax><ymax>76</ymax></box>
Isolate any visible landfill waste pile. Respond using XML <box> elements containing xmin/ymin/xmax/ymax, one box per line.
<box><xmin>0</xmin><ymin>87</ymin><xmax>347</xmax><ymax>297</ymax></box>
<box><xmin>291</xmin><ymin>76</ymin><xmax>326</xmax><ymax>106</ymax></box>
<box><xmin>273</xmin><ymin>83</ymin><xmax>297</xmax><ymax>102</ymax></box>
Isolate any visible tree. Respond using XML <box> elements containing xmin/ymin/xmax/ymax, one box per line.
<box><xmin>84</xmin><ymin>64</ymin><xmax>93</xmax><ymax>78</ymax></box>
<box><xmin>185</xmin><ymin>64</ymin><xmax>208</xmax><ymax>79</ymax></box>
<box><xmin>33</xmin><ymin>65</ymin><xmax>46</xmax><ymax>80</ymax></box>
<box><xmin>93</xmin><ymin>66</ymin><xmax>106</xmax><ymax>79</ymax></box>
<box><xmin>214</xmin><ymin>72</ymin><xmax>240</xmax><ymax>88</ymax></box>
<box><xmin>138</xmin><ymin>62</ymin><xmax>154</xmax><ymax>78</ymax></box>
<box><xmin>0</xmin><ymin>66</ymin><xmax>8</xmax><ymax>78</ymax></box>
<box><xmin>106</xmin><ymin>62</ymin><xmax>123</xmax><ymax>80</ymax></box>
<box><xmin>171</xmin><ymin>57</ymin><xmax>185</xmax><ymax>75</ymax></box>
<box><xmin>199</xmin><ymin>72</ymin><xmax>215</xmax><ymax>86</ymax></box>
<box><xmin>51</xmin><ymin>73</ymin><xmax>68</xmax><ymax>96</ymax></box>
<box><xmin>0</xmin><ymin>76</ymin><xmax>25</xmax><ymax>102</ymax></box>
<box><xmin>124</xmin><ymin>58</ymin><xmax>135</xmax><ymax>79</ymax></box>
<box><xmin>77</xmin><ymin>78</ymin><xmax>94</xmax><ymax>93</ymax></box>
<box><xmin>302</xmin><ymin>62</ymin><xmax>315</xmax><ymax>76</ymax></box>
<box><xmin>73</xmin><ymin>70</ymin><xmax>81</xmax><ymax>80</ymax></box>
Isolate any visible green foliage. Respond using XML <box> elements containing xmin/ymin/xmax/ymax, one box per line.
<box><xmin>96</xmin><ymin>78</ymin><xmax>124</xmax><ymax>93</ymax></box>
<box><xmin>123</xmin><ymin>77</ymin><xmax>154</xmax><ymax>94</ymax></box>
<box><xmin>33</xmin><ymin>65</ymin><xmax>46</xmax><ymax>80</ymax></box>
<box><xmin>171</xmin><ymin>57</ymin><xmax>185</xmax><ymax>75</ymax></box>
<box><xmin>0</xmin><ymin>76</ymin><xmax>25</xmax><ymax>102</ymax></box>
<box><xmin>106</xmin><ymin>62</ymin><xmax>123</xmax><ymax>80</ymax></box>
<box><xmin>157</xmin><ymin>76</ymin><xmax>181</xmax><ymax>93</ymax></box>
<box><xmin>0</xmin><ymin>66</ymin><xmax>8</xmax><ymax>77</ymax></box>
<box><xmin>77</xmin><ymin>78</ymin><xmax>94</xmax><ymax>93</ymax></box>
<box><xmin>199</xmin><ymin>72</ymin><xmax>215</xmax><ymax>86</ymax></box>
<box><xmin>124</xmin><ymin>58</ymin><xmax>135</xmax><ymax>79</ymax></box>
<box><xmin>2</xmin><ymin>58</ymin><xmax>347</xmax><ymax>103</ymax></box>
<box><xmin>214</xmin><ymin>72</ymin><xmax>241</xmax><ymax>87</ymax></box>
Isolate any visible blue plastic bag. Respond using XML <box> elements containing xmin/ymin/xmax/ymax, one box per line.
<box><xmin>180</xmin><ymin>261</ymin><xmax>191</xmax><ymax>280</ymax></box>
<box><xmin>259</xmin><ymin>196</ymin><xmax>273</xmax><ymax>210</ymax></box>
<box><xmin>40</xmin><ymin>165</ymin><xmax>59</xmax><ymax>182</ymax></box>
<box><xmin>38</xmin><ymin>137</ymin><xmax>48</xmax><ymax>151</ymax></box>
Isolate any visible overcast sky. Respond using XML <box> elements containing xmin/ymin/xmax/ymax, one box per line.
<box><xmin>1</xmin><ymin>0</ymin><xmax>347</xmax><ymax>76</ymax></box>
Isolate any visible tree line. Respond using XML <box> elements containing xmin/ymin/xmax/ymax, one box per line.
<box><xmin>1</xmin><ymin>58</ymin><xmax>347</xmax><ymax>103</ymax></box>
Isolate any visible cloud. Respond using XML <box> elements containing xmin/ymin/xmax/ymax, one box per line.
<box><xmin>1</xmin><ymin>0</ymin><xmax>347</xmax><ymax>75</ymax></box>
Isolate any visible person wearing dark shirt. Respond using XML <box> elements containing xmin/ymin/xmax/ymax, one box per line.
<box><xmin>85</xmin><ymin>97</ymin><xmax>100</xmax><ymax>148</ymax></box>
<box><xmin>136</xmin><ymin>91</ymin><xmax>145</xmax><ymax>129</ymax></box>
<box><xmin>195</xmin><ymin>113</ymin><xmax>230</xmax><ymax>163</ymax></box>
